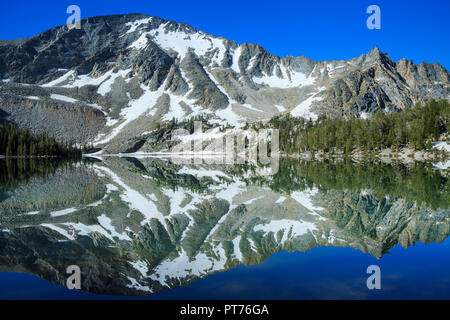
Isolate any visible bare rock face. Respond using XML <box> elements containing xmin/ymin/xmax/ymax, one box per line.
<box><xmin>396</xmin><ymin>58</ymin><xmax>450</xmax><ymax>99</ymax></box>
<box><xmin>0</xmin><ymin>14</ymin><xmax>449</xmax><ymax>147</ymax></box>
<box><xmin>0</xmin><ymin>83</ymin><xmax>106</xmax><ymax>143</ymax></box>
<box><xmin>180</xmin><ymin>52</ymin><xmax>229</xmax><ymax>110</ymax></box>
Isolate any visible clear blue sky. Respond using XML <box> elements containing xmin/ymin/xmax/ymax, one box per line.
<box><xmin>1</xmin><ymin>0</ymin><xmax>449</xmax><ymax>68</ymax></box>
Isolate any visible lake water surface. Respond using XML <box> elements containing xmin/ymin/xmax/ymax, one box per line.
<box><xmin>0</xmin><ymin>157</ymin><xmax>448</xmax><ymax>299</ymax></box>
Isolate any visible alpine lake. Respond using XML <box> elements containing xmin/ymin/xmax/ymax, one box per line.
<box><xmin>0</xmin><ymin>155</ymin><xmax>448</xmax><ymax>299</ymax></box>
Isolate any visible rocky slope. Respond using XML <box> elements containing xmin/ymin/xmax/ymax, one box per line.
<box><xmin>0</xmin><ymin>13</ymin><xmax>449</xmax><ymax>150</ymax></box>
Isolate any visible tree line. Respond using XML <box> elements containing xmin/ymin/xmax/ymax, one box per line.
<box><xmin>0</xmin><ymin>158</ymin><xmax>79</xmax><ymax>189</ymax></box>
<box><xmin>265</xmin><ymin>99</ymin><xmax>449</xmax><ymax>153</ymax></box>
<box><xmin>0</xmin><ymin>123</ymin><xmax>81</xmax><ymax>157</ymax></box>
<box><xmin>245</xmin><ymin>158</ymin><xmax>448</xmax><ymax>210</ymax></box>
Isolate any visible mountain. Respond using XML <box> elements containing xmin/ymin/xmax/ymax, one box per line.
<box><xmin>0</xmin><ymin>13</ymin><xmax>449</xmax><ymax>152</ymax></box>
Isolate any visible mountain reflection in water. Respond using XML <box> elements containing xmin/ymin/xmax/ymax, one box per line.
<box><xmin>0</xmin><ymin>157</ymin><xmax>448</xmax><ymax>297</ymax></box>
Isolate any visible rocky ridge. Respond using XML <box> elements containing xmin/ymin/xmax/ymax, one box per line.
<box><xmin>0</xmin><ymin>13</ymin><xmax>449</xmax><ymax>151</ymax></box>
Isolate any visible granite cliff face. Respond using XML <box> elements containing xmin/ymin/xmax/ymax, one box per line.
<box><xmin>0</xmin><ymin>14</ymin><xmax>449</xmax><ymax>149</ymax></box>
<box><xmin>0</xmin><ymin>157</ymin><xmax>448</xmax><ymax>295</ymax></box>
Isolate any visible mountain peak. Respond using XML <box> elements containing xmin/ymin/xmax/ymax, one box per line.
<box><xmin>370</xmin><ymin>45</ymin><xmax>381</xmax><ymax>53</ymax></box>
<box><xmin>0</xmin><ymin>14</ymin><xmax>449</xmax><ymax>151</ymax></box>
<box><xmin>366</xmin><ymin>45</ymin><xmax>384</xmax><ymax>59</ymax></box>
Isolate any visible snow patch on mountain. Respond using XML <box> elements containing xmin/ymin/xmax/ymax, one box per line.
<box><xmin>125</xmin><ymin>17</ymin><xmax>153</xmax><ymax>34</ymax></box>
<box><xmin>151</xmin><ymin>245</ymin><xmax>227</xmax><ymax>286</ymax></box>
<box><xmin>274</xmin><ymin>104</ymin><xmax>286</xmax><ymax>112</ymax></box>
<box><xmin>97</xmin><ymin>214</ymin><xmax>132</xmax><ymax>241</ymax></box>
<box><xmin>94</xmin><ymin>165</ymin><xmax>166</xmax><ymax>227</ymax></box>
<box><xmin>129</xmin><ymin>260</ymin><xmax>149</xmax><ymax>277</ymax></box>
<box><xmin>254</xmin><ymin>219</ymin><xmax>317</xmax><ymax>242</ymax></box>
<box><xmin>24</xmin><ymin>96</ymin><xmax>40</xmax><ymax>100</ymax></box>
<box><xmin>42</xmin><ymin>70</ymin><xmax>76</xmax><ymax>87</ymax></box>
<box><xmin>50</xmin><ymin>207</ymin><xmax>77</xmax><ymax>217</ymax></box>
<box><xmin>129</xmin><ymin>33</ymin><xmax>149</xmax><ymax>50</ymax></box>
<box><xmin>147</xmin><ymin>22</ymin><xmax>227</xmax><ymax>63</ymax></box>
<box><xmin>231</xmin><ymin>46</ymin><xmax>242</xmax><ymax>73</ymax></box>
<box><xmin>95</xmin><ymin>85</ymin><xmax>163</xmax><ymax>144</ymax></box>
<box><xmin>178</xmin><ymin>167</ymin><xmax>230</xmax><ymax>182</ymax></box>
<box><xmin>97</xmin><ymin>69</ymin><xmax>131</xmax><ymax>96</ymax></box>
<box><xmin>290</xmin><ymin>87</ymin><xmax>326</xmax><ymax>120</ymax></box>
<box><xmin>253</xmin><ymin>65</ymin><xmax>315</xmax><ymax>88</ymax></box>
<box><xmin>433</xmin><ymin>141</ymin><xmax>450</xmax><ymax>152</ymax></box>
<box><xmin>126</xmin><ymin>276</ymin><xmax>152</xmax><ymax>293</ymax></box>
<box><xmin>50</xmin><ymin>94</ymin><xmax>78</xmax><ymax>103</ymax></box>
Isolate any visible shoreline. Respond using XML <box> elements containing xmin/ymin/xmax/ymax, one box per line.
<box><xmin>0</xmin><ymin>155</ymin><xmax>80</xmax><ymax>159</ymax></box>
<box><xmin>285</xmin><ymin>147</ymin><xmax>449</xmax><ymax>167</ymax></box>
<box><xmin>2</xmin><ymin>148</ymin><xmax>449</xmax><ymax>168</ymax></box>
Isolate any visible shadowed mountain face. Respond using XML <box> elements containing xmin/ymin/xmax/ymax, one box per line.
<box><xmin>0</xmin><ymin>157</ymin><xmax>448</xmax><ymax>296</ymax></box>
<box><xmin>0</xmin><ymin>14</ymin><xmax>449</xmax><ymax>150</ymax></box>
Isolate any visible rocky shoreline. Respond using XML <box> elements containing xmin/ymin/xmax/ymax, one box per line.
<box><xmin>287</xmin><ymin>142</ymin><xmax>450</xmax><ymax>166</ymax></box>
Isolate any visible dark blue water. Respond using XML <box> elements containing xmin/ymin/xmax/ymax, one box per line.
<box><xmin>1</xmin><ymin>238</ymin><xmax>449</xmax><ymax>300</ymax></box>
